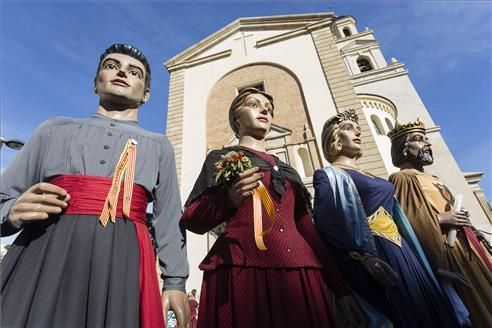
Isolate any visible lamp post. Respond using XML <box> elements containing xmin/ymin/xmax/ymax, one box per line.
<box><xmin>0</xmin><ymin>137</ymin><xmax>25</xmax><ymax>150</ymax></box>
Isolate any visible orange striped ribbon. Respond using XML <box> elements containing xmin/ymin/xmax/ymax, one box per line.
<box><xmin>252</xmin><ymin>181</ymin><xmax>275</xmax><ymax>250</ymax></box>
<box><xmin>100</xmin><ymin>138</ymin><xmax>138</xmax><ymax>227</ymax></box>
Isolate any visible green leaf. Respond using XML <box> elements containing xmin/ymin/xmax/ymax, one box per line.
<box><xmin>215</xmin><ymin>171</ymin><xmax>223</xmax><ymax>182</ymax></box>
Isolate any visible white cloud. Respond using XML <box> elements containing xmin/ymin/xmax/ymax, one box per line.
<box><xmin>365</xmin><ymin>1</ymin><xmax>491</xmax><ymax>77</ymax></box>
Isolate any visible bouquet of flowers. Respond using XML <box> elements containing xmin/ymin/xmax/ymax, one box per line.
<box><xmin>214</xmin><ymin>151</ymin><xmax>253</xmax><ymax>186</ymax></box>
<box><xmin>213</xmin><ymin>150</ymin><xmax>274</xmax><ymax>251</ymax></box>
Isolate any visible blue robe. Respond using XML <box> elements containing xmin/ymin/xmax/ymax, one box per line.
<box><xmin>313</xmin><ymin>167</ymin><xmax>460</xmax><ymax>328</ymax></box>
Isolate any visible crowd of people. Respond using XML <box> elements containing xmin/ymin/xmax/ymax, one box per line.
<box><xmin>1</xmin><ymin>44</ymin><xmax>490</xmax><ymax>327</ymax></box>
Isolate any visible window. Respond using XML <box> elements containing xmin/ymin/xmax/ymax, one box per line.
<box><xmin>343</xmin><ymin>27</ymin><xmax>351</xmax><ymax>37</ymax></box>
<box><xmin>371</xmin><ymin>115</ymin><xmax>385</xmax><ymax>135</ymax></box>
<box><xmin>357</xmin><ymin>57</ymin><xmax>373</xmax><ymax>72</ymax></box>
<box><xmin>298</xmin><ymin>148</ymin><xmax>314</xmax><ymax>177</ymax></box>
<box><xmin>385</xmin><ymin>118</ymin><xmax>394</xmax><ymax>131</ymax></box>
<box><xmin>237</xmin><ymin>81</ymin><xmax>266</xmax><ymax>94</ymax></box>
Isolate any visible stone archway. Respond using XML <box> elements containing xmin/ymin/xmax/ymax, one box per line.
<box><xmin>205</xmin><ymin>62</ymin><xmax>322</xmax><ymax>171</ymax></box>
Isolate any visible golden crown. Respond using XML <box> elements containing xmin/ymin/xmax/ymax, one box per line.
<box><xmin>332</xmin><ymin>109</ymin><xmax>359</xmax><ymax>124</ymax></box>
<box><xmin>387</xmin><ymin>118</ymin><xmax>426</xmax><ymax>141</ymax></box>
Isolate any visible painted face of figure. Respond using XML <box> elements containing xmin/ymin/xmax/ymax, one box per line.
<box><xmin>406</xmin><ymin>131</ymin><xmax>433</xmax><ymax>165</ymax></box>
<box><xmin>338</xmin><ymin>119</ymin><xmax>362</xmax><ymax>157</ymax></box>
<box><xmin>95</xmin><ymin>53</ymin><xmax>150</xmax><ymax>106</ymax></box>
<box><xmin>234</xmin><ymin>93</ymin><xmax>273</xmax><ymax>138</ymax></box>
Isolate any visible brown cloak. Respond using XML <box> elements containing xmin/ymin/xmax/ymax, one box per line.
<box><xmin>390</xmin><ymin>170</ymin><xmax>492</xmax><ymax>327</ymax></box>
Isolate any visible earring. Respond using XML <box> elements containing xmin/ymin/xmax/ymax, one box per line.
<box><xmin>336</xmin><ymin>143</ymin><xmax>342</xmax><ymax>151</ymax></box>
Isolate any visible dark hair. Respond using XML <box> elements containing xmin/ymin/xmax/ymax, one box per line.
<box><xmin>390</xmin><ymin>134</ymin><xmax>409</xmax><ymax>167</ymax></box>
<box><xmin>95</xmin><ymin>44</ymin><xmax>151</xmax><ymax>90</ymax></box>
<box><xmin>228</xmin><ymin>87</ymin><xmax>274</xmax><ymax>137</ymax></box>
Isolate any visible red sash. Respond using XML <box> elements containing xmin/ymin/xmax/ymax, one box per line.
<box><xmin>50</xmin><ymin>175</ymin><xmax>165</xmax><ymax>328</ymax></box>
<box><xmin>463</xmin><ymin>227</ymin><xmax>492</xmax><ymax>273</ymax></box>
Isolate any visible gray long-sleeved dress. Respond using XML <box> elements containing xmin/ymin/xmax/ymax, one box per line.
<box><xmin>0</xmin><ymin>113</ymin><xmax>188</xmax><ymax>327</ymax></box>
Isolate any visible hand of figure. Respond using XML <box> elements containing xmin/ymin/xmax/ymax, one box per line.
<box><xmin>362</xmin><ymin>256</ymin><xmax>399</xmax><ymax>288</ymax></box>
<box><xmin>8</xmin><ymin>182</ymin><xmax>70</xmax><ymax>228</ymax></box>
<box><xmin>339</xmin><ymin>295</ymin><xmax>367</xmax><ymax>328</ymax></box>
<box><xmin>227</xmin><ymin>167</ymin><xmax>263</xmax><ymax>210</ymax></box>
<box><xmin>438</xmin><ymin>210</ymin><xmax>471</xmax><ymax>229</ymax></box>
<box><xmin>162</xmin><ymin>290</ymin><xmax>190</xmax><ymax>328</ymax></box>
<box><xmin>437</xmin><ymin>268</ymin><xmax>471</xmax><ymax>288</ymax></box>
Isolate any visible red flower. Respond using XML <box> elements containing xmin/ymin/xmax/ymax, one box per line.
<box><xmin>239</xmin><ymin>152</ymin><xmax>245</xmax><ymax>159</ymax></box>
<box><xmin>231</xmin><ymin>155</ymin><xmax>238</xmax><ymax>162</ymax></box>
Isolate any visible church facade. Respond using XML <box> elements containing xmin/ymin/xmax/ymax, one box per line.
<box><xmin>164</xmin><ymin>12</ymin><xmax>491</xmax><ymax>291</ymax></box>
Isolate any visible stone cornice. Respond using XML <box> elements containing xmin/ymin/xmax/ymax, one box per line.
<box><xmin>305</xmin><ymin>17</ymin><xmax>333</xmax><ymax>32</ymax></box>
<box><xmin>256</xmin><ymin>26</ymin><xmax>309</xmax><ymax>49</ymax></box>
<box><xmin>340</xmin><ymin>41</ymin><xmax>380</xmax><ymax>55</ymax></box>
<box><xmin>268</xmin><ymin>123</ymin><xmax>293</xmax><ymax>137</ymax></box>
<box><xmin>335</xmin><ymin>29</ymin><xmax>374</xmax><ymax>44</ymax></box>
<box><xmin>164</xmin><ymin>13</ymin><xmax>333</xmax><ymax>69</ymax></box>
<box><xmin>426</xmin><ymin>126</ymin><xmax>441</xmax><ymax>134</ymax></box>
<box><xmin>256</xmin><ymin>17</ymin><xmax>332</xmax><ymax>48</ymax></box>
<box><xmin>463</xmin><ymin>172</ymin><xmax>484</xmax><ymax>185</ymax></box>
<box><xmin>333</xmin><ymin>15</ymin><xmax>356</xmax><ymax>24</ymax></box>
<box><xmin>358</xmin><ymin>94</ymin><xmax>398</xmax><ymax>119</ymax></box>
<box><xmin>351</xmin><ymin>63</ymin><xmax>408</xmax><ymax>86</ymax></box>
<box><xmin>167</xmin><ymin>50</ymin><xmax>232</xmax><ymax>72</ymax></box>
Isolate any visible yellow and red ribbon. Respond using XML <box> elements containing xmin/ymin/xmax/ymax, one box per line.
<box><xmin>100</xmin><ymin>138</ymin><xmax>137</xmax><ymax>226</ymax></box>
<box><xmin>253</xmin><ymin>181</ymin><xmax>275</xmax><ymax>250</ymax></box>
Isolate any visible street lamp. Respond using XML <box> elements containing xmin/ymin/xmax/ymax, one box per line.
<box><xmin>0</xmin><ymin>137</ymin><xmax>25</xmax><ymax>150</ymax></box>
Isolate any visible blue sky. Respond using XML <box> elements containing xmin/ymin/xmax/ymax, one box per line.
<box><xmin>1</xmin><ymin>1</ymin><xmax>491</xmax><ymax>201</ymax></box>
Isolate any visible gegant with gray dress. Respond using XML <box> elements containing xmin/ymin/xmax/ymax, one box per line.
<box><xmin>1</xmin><ymin>113</ymin><xmax>188</xmax><ymax>327</ymax></box>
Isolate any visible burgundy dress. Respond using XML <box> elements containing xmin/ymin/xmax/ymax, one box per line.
<box><xmin>189</xmin><ymin>298</ymin><xmax>199</xmax><ymax>328</ymax></box>
<box><xmin>182</xmin><ymin>147</ymin><xmax>347</xmax><ymax>328</ymax></box>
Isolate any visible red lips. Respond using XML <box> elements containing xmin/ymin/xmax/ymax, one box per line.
<box><xmin>111</xmin><ymin>78</ymin><xmax>129</xmax><ymax>87</ymax></box>
<box><xmin>257</xmin><ymin>116</ymin><xmax>269</xmax><ymax>123</ymax></box>
<box><xmin>353</xmin><ymin>139</ymin><xmax>361</xmax><ymax>144</ymax></box>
